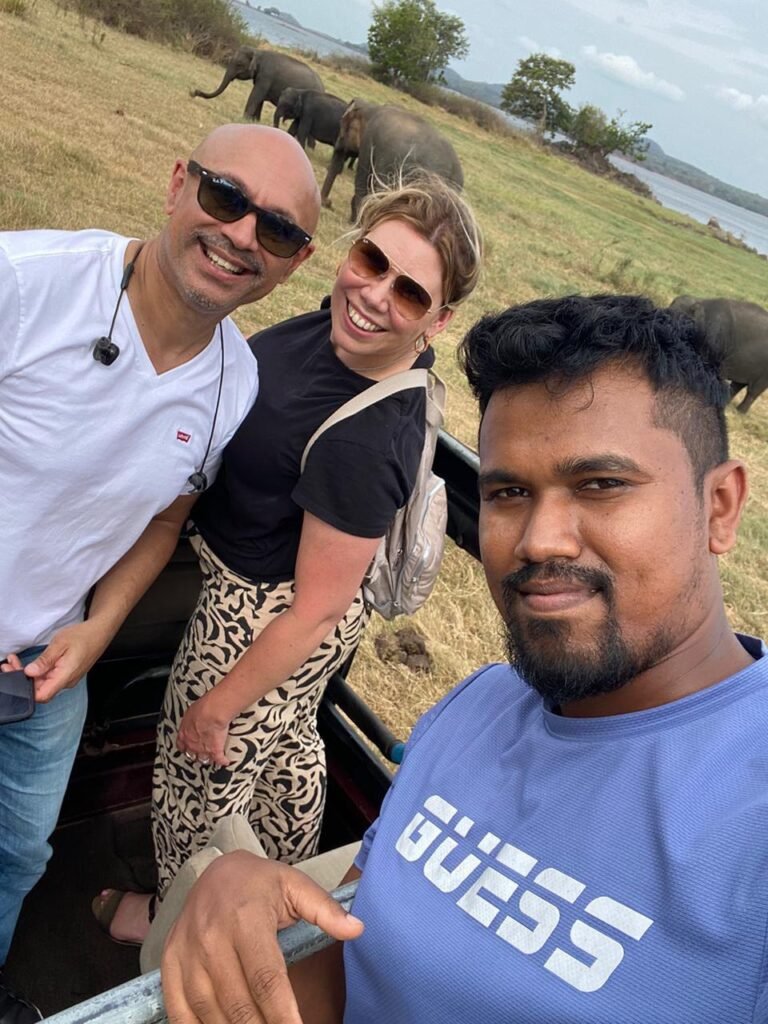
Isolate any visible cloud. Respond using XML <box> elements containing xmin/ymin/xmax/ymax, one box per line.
<box><xmin>564</xmin><ymin>0</ymin><xmax>765</xmax><ymax>81</ymax></box>
<box><xmin>566</xmin><ymin>0</ymin><xmax>742</xmax><ymax>43</ymax></box>
<box><xmin>518</xmin><ymin>34</ymin><xmax>562</xmax><ymax>58</ymax></box>
<box><xmin>581</xmin><ymin>44</ymin><xmax>685</xmax><ymax>100</ymax></box>
<box><xmin>717</xmin><ymin>86</ymin><xmax>768</xmax><ymax>125</ymax></box>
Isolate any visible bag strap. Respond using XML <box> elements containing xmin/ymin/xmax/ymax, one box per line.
<box><xmin>300</xmin><ymin>368</ymin><xmax>443</xmax><ymax>473</ymax></box>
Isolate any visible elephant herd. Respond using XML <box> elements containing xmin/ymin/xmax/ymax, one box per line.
<box><xmin>192</xmin><ymin>46</ymin><xmax>463</xmax><ymax>224</ymax></box>
<box><xmin>193</xmin><ymin>49</ymin><xmax>768</xmax><ymax>415</ymax></box>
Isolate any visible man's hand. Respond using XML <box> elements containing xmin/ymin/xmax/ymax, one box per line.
<box><xmin>4</xmin><ymin>620</ymin><xmax>112</xmax><ymax>702</ymax></box>
<box><xmin>177</xmin><ymin>692</ymin><xmax>233</xmax><ymax>767</ymax></box>
<box><xmin>161</xmin><ymin>852</ymin><xmax>364</xmax><ymax>1024</ymax></box>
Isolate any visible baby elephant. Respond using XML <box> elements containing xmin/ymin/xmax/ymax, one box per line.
<box><xmin>670</xmin><ymin>295</ymin><xmax>768</xmax><ymax>413</ymax></box>
<box><xmin>274</xmin><ymin>88</ymin><xmax>347</xmax><ymax>152</ymax></box>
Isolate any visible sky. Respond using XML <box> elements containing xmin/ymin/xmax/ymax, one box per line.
<box><xmin>273</xmin><ymin>0</ymin><xmax>768</xmax><ymax>198</ymax></box>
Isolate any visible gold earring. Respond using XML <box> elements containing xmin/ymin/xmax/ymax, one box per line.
<box><xmin>414</xmin><ymin>334</ymin><xmax>429</xmax><ymax>354</ymax></box>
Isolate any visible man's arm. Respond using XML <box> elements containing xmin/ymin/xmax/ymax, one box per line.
<box><xmin>161</xmin><ymin>853</ymin><xmax>363</xmax><ymax>1024</ymax></box>
<box><xmin>20</xmin><ymin>494</ymin><xmax>196</xmax><ymax>701</ymax></box>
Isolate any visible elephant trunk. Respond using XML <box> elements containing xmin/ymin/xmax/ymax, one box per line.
<box><xmin>276</xmin><ymin>102</ymin><xmax>299</xmax><ymax>130</ymax></box>
<box><xmin>192</xmin><ymin>72</ymin><xmax>233</xmax><ymax>100</ymax></box>
<box><xmin>351</xmin><ymin>190</ymin><xmax>363</xmax><ymax>224</ymax></box>
<box><xmin>320</xmin><ymin>148</ymin><xmax>346</xmax><ymax>208</ymax></box>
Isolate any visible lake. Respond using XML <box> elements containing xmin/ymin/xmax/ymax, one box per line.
<box><xmin>235</xmin><ymin>4</ymin><xmax>364</xmax><ymax>59</ymax></box>
<box><xmin>237</xmin><ymin>6</ymin><xmax>768</xmax><ymax>257</ymax></box>
<box><xmin>611</xmin><ymin>156</ymin><xmax>768</xmax><ymax>257</ymax></box>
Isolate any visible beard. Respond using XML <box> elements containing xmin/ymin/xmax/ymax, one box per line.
<box><xmin>184</xmin><ymin>232</ymin><xmax>265</xmax><ymax>312</ymax></box>
<box><xmin>501</xmin><ymin>562</ymin><xmax>675</xmax><ymax>707</ymax></box>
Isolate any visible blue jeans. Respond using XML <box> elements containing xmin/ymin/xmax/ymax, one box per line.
<box><xmin>0</xmin><ymin>646</ymin><xmax>87</xmax><ymax>964</ymax></box>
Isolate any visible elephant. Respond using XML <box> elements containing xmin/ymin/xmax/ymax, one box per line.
<box><xmin>670</xmin><ymin>295</ymin><xmax>768</xmax><ymax>413</ymax></box>
<box><xmin>320</xmin><ymin>98</ymin><xmax>379</xmax><ymax>208</ymax></box>
<box><xmin>192</xmin><ymin>47</ymin><xmax>324</xmax><ymax>123</ymax></box>
<box><xmin>321</xmin><ymin>101</ymin><xmax>464</xmax><ymax>221</ymax></box>
<box><xmin>274</xmin><ymin>88</ymin><xmax>348</xmax><ymax>153</ymax></box>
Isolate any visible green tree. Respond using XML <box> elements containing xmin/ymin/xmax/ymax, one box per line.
<box><xmin>500</xmin><ymin>53</ymin><xmax>575</xmax><ymax>138</ymax></box>
<box><xmin>367</xmin><ymin>0</ymin><xmax>469</xmax><ymax>85</ymax></box>
<box><xmin>568</xmin><ymin>104</ymin><xmax>652</xmax><ymax>163</ymax></box>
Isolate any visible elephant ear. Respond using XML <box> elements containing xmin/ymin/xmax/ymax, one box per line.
<box><xmin>248</xmin><ymin>54</ymin><xmax>261</xmax><ymax>76</ymax></box>
<box><xmin>707</xmin><ymin>304</ymin><xmax>734</xmax><ymax>354</ymax></box>
<box><xmin>237</xmin><ymin>46</ymin><xmax>255</xmax><ymax>73</ymax></box>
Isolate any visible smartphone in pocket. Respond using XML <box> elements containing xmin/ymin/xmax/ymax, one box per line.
<box><xmin>0</xmin><ymin>669</ymin><xmax>36</xmax><ymax>724</ymax></box>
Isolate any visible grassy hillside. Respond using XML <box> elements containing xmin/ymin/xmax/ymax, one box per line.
<box><xmin>3</xmin><ymin>0</ymin><xmax>767</xmax><ymax>739</ymax></box>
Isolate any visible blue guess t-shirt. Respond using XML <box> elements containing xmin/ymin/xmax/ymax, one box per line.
<box><xmin>344</xmin><ymin>636</ymin><xmax>768</xmax><ymax>1023</ymax></box>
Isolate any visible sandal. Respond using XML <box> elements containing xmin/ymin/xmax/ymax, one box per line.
<box><xmin>91</xmin><ymin>889</ymin><xmax>156</xmax><ymax>947</ymax></box>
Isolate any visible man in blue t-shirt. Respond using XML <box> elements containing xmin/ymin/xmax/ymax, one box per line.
<box><xmin>160</xmin><ymin>295</ymin><xmax>767</xmax><ymax>1024</ymax></box>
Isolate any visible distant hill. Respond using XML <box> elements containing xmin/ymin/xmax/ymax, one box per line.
<box><xmin>440</xmin><ymin>77</ymin><xmax>768</xmax><ymax>217</ymax></box>
<box><xmin>442</xmin><ymin>68</ymin><xmax>504</xmax><ymax>108</ymax></box>
<box><xmin>439</xmin><ymin>78</ymin><xmax>768</xmax><ymax>217</ymax></box>
<box><xmin>632</xmin><ymin>140</ymin><xmax>768</xmax><ymax>219</ymax></box>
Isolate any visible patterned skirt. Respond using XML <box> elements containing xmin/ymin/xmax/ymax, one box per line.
<box><xmin>151</xmin><ymin>535</ymin><xmax>370</xmax><ymax>898</ymax></box>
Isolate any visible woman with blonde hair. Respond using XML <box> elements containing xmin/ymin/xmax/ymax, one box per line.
<box><xmin>94</xmin><ymin>172</ymin><xmax>483</xmax><ymax>943</ymax></box>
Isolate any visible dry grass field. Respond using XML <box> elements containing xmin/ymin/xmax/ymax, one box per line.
<box><xmin>2</xmin><ymin>0</ymin><xmax>767</xmax><ymax>741</ymax></box>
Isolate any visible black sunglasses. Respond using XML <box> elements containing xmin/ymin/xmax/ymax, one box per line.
<box><xmin>187</xmin><ymin>160</ymin><xmax>312</xmax><ymax>259</ymax></box>
<box><xmin>347</xmin><ymin>237</ymin><xmax>438</xmax><ymax>320</ymax></box>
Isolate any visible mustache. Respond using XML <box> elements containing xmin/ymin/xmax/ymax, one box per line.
<box><xmin>197</xmin><ymin>231</ymin><xmax>265</xmax><ymax>276</ymax></box>
<box><xmin>501</xmin><ymin>561</ymin><xmax>614</xmax><ymax>604</ymax></box>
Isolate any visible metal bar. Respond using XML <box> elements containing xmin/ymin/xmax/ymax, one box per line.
<box><xmin>326</xmin><ymin>673</ymin><xmax>404</xmax><ymax>763</ymax></box>
<box><xmin>43</xmin><ymin>881</ymin><xmax>360</xmax><ymax>1024</ymax></box>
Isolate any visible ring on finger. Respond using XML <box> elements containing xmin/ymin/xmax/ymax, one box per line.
<box><xmin>184</xmin><ymin>751</ymin><xmax>194</xmax><ymax>761</ymax></box>
<box><xmin>199</xmin><ymin>756</ymin><xmax>211</xmax><ymax>765</ymax></box>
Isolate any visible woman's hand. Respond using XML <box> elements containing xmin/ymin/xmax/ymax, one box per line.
<box><xmin>177</xmin><ymin>691</ymin><xmax>233</xmax><ymax>767</ymax></box>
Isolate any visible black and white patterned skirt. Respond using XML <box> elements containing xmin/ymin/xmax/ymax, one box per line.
<box><xmin>151</xmin><ymin>535</ymin><xmax>370</xmax><ymax>898</ymax></box>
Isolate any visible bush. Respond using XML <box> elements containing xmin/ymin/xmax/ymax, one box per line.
<box><xmin>567</xmin><ymin>104</ymin><xmax>652</xmax><ymax>163</ymax></box>
<box><xmin>404</xmin><ymin>80</ymin><xmax>521</xmax><ymax>137</ymax></box>
<box><xmin>55</xmin><ymin>0</ymin><xmax>247</xmax><ymax>58</ymax></box>
<box><xmin>314</xmin><ymin>52</ymin><xmax>372</xmax><ymax>79</ymax></box>
<box><xmin>1</xmin><ymin>0</ymin><xmax>36</xmax><ymax>16</ymax></box>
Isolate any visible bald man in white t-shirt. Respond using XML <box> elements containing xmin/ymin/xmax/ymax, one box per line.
<box><xmin>0</xmin><ymin>125</ymin><xmax>319</xmax><ymax>1023</ymax></box>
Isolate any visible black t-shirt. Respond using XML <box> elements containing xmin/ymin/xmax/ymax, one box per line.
<box><xmin>193</xmin><ymin>306</ymin><xmax>434</xmax><ymax>582</ymax></box>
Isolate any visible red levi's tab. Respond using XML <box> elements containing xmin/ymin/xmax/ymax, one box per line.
<box><xmin>177</xmin><ymin>430</ymin><xmax>191</xmax><ymax>443</ymax></box>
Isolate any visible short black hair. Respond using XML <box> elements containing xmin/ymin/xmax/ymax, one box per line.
<box><xmin>459</xmin><ymin>294</ymin><xmax>730</xmax><ymax>486</ymax></box>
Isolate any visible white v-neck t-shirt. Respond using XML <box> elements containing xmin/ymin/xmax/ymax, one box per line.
<box><xmin>0</xmin><ymin>228</ymin><xmax>259</xmax><ymax>652</ymax></box>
